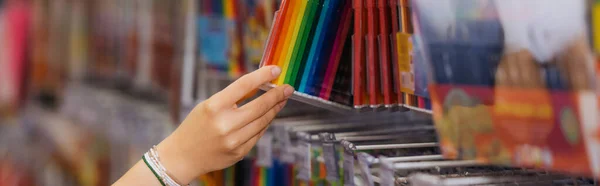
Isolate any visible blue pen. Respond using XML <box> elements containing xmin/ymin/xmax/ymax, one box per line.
<box><xmin>307</xmin><ymin>0</ymin><xmax>345</xmax><ymax>94</ymax></box>
<box><xmin>299</xmin><ymin>0</ymin><xmax>337</xmax><ymax>94</ymax></box>
<box><xmin>299</xmin><ymin>0</ymin><xmax>335</xmax><ymax>94</ymax></box>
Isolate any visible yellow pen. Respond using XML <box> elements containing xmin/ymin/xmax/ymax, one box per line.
<box><xmin>273</xmin><ymin>0</ymin><xmax>302</xmax><ymax>84</ymax></box>
<box><xmin>276</xmin><ymin>0</ymin><xmax>308</xmax><ymax>85</ymax></box>
<box><xmin>270</xmin><ymin>0</ymin><xmax>297</xmax><ymax>84</ymax></box>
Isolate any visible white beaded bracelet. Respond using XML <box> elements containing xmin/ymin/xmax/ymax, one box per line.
<box><xmin>143</xmin><ymin>146</ymin><xmax>188</xmax><ymax>186</ymax></box>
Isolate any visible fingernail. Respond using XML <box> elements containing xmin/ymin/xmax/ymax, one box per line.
<box><xmin>271</xmin><ymin>66</ymin><xmax>281</xmax><ymax>77</ymax></box>
<box><xmin>284</xmin><ymin>86</ymin><xmax>294</xmax><ymax>97</ymax></box>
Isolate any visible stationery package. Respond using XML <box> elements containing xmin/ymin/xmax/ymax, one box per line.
<box><xmin>260</xmin><ymin>0</ymin><xmax>432</xmax><ymax>111</ymax></box>
<box><xmin>260</xmin><ymin>0</ymin><xmax>358</xmax><ymax>108</ymax></box>
<box><xmin>241</xmin><ymin>0</ymin><xmax>277</xmax><ymax>70</ymax></box>
<box><xmin>198</xmin><ymin>0</ymin><xmax>247</xmax><ymax>78</ymax></box>
<box><xmin>412</xmin><ymin>0</ymin><xmax>600</xmax><ymax>177</ymax></box>
<box><xmin>0</xmin><ymin>0</ymin><xmax>31</xmax><ymax>118</ymax></box>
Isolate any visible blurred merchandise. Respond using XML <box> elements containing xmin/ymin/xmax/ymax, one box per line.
<box><xmin>0</xmin><ymin>0</ymin><xmax>31</xmax><ymax>119</ymax></box>
<box><xmin>413</xmin><ymin>0</ymin><xmax>599</xmax><ymax>177</ymax></box>
<box><xmin>241</xmin><ymin>0</ymin><xmax>276</xmax><ymax>68</ymax></box>
<box><xmin>198</xmin><ymin>0</ymin><xmax>247</xmax><ymax>78</ymax></box>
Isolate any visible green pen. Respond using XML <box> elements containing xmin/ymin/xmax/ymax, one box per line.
<box><xmin>284</xmin><ymin>0</ymin><xmax>313</xmax><ymax>85</ymax></box>
<box><xmin>287</xmin><ymin>0</ymin><xmax>322</xmax><ymax>87</ymax></box>
<box><xmin>277</xmin><ymin>0</ymin><xmax>308</xmax><ymax>85</ymax></box>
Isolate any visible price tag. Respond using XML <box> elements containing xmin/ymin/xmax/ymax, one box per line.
<box><xmin>275</xmin><ymin>126</ymin><xmax>295</xmax><ymax>163</ymax></box>
<box><xmin>256</xmin><ymin>132</ymin><xmax>273</xmax><ymax>167</ymax></box>
<box><xmin>320</xmin><ymin>133</ymin><xmax>339</xmax><ymax>181</ymax></box>
<box><xmin>342</xmin><ymin>150</ymin><xmax>355</xmax><ymax>186</ymax></box>
<box><xmin>273</xmin><ymin>125</ymin><xmax>284</xmax><ymax>149</ymax></box>
<box><xmin>296</xmin><ymin>136</ymin><xmax>311</xmax><ymax>181</ymax></box>
<box><xmin>357</xmin><ymin>152</ymin><xmax>374</xmax><ymax>186</ymax></box>
<box><xmin>378</xmin><ymin>156</ymin><xmax>395</xmax><ymax>186</ymax></box>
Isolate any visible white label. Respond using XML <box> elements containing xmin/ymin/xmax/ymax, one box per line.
<box><xmin>379</xmin><ymin>156</ymin><xmax>395</xmax><ymax>186</ymax></box>
<box><xmin>296</xmin><ymin>140</ymin><xmax>311</xmax><ymax>181</ymax></box>
<box><xmin>357</xmin><ymin>153</ymin><xmax>374</xmax><ymax>186</ymax></box>
<box><xmin>256</xmin><ymin>132</ymin><xmax>273</xmax><ymax>167</ymax></box>
<box><xmin>401</xmin><ymin>72</ymin><xmax>414</xmax><ymax>91</ymax></box>
<box><xmin>276</xmin><ymin>126</ymin><xmax>295</xmax><ymax>163</ymax></box>
<box><xmin>273</xmin><ymin>126</ymin><xmax>285</xmax><ymax>149</ymax></box>
<box><xmin>343</xmin><ymin>151</ymin><xmax>355</xmax><ymax>186</ymax></box>
<box><xmin>323</xmin><ymin>142</ymin><xmax>339</xmax><ymax>181</ymax></box>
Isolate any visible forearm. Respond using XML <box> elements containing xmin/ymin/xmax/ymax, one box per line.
<box><xmin>112</xmin><ymin>133</ymin><xmax>205</xmax><ymax>186</ymax></box>
<box><xmin>113</xmin><ymin>160</ymin><xmax>163</xmax><ymax>186</ymax></box>
<box><xmin>112</xmin><ymin>66</ymin><xmax>290</xmax><ymax>185</ymax></box>
<box><xmin>112</xmin><ymin>137</ymin><xmax>201</xmax><ymax>186</ymax></box>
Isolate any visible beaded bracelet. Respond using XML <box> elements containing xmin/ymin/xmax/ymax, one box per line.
<box><xmin>143</xmin><ymin>146</ymin><xmax>188</xmax><ymax>186</ymax></box>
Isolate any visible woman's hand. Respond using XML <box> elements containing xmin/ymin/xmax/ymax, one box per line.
<box><xmin>155</xmin><ymin>66</ymin><xmax>293</xmax><ymax>184</ymax></box>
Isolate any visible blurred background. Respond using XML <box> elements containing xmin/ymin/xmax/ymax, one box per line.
<box><xmin>0</xmin><ymin>0</ymin><xmax>259</xmax><ymax>185</ymax></box>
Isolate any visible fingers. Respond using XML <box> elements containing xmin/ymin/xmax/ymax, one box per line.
<box><xmin>209</xmin><ymin>66</ymin><xmax>282</xmax><ymax>110</ymax></box>
<box><xmin>237</xmin><ymin>126</ymin><xmax>269</xmax><ymax>155</ymax></box>
<box><xmin>235</xmin><ymin>85</ymin><xmax>293</xmax><ymax>127</ymax></box>
<box><xmin>237</xmin><ymin>89</ymin><xmax>259</xmax><ymax>105</ymax></box>
<box><xmin>233</xmin><ymin>100</ymin><xmax>287</xmax><ymax>149</ymax></box>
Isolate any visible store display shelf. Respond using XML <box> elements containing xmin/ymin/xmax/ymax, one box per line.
<box><xmin>260</xmin><ymin>84</ymin><xmax>355</xmax><ymax>114</ymax></box>
<box><xmin>260</xmin><ymin>83</ymin><xmax>434</xmax><ymax>115</ymax></box>
<box><xmin>402</xmin><ymin>104</ymin><xmax>433</xmax><ymax>115</ymax></box>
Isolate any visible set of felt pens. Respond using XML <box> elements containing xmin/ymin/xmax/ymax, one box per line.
<box><xmin>385</xmin><ymin>0</ymin><xmax>431</xmax><ymax>110</ymax></box>
<box><xmin>261</xmin><ymin>0</ymin><xmax>355</xmax><ymax>107</ymax></box>
<box><xmin>260</xmin><ymin>0</ymin><xmax>432</xmax><ymax>111</ymax></box>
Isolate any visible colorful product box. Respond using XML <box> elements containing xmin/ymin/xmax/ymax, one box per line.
<box><xmin>413</xmin><ymin>0</ymin><xmax>599</xmax><ymax>177</ymax></box>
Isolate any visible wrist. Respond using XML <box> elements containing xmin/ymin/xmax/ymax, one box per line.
<box><xmin>156</xmin><ymin>134</ymin><xmax>205</xmax><ymax>185</ymax></box>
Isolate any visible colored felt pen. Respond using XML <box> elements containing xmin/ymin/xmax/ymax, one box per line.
<box><xmin>307</xmin><ymin>0</ymin><xmax>344</xmax><ymax>94</ymax></box>
<box><xmin>287</xmin><ymin>0</ymin><xmax>322</xmax><ymax>87</ymax></box>
<box><xmin>285</xmin><ymin>0</ymin><xmax>313</xmax><ymax>85</ymax></box>
<box><xmin>273</xmin><ymin>0</ymin><xmax>302</xmax><ymax>84</ymax></box>
<box><xmin>366</xmin><ymin>0</ymin><xmax>383</xmax><ymax>107</ymax></box>
<box><xmin>319</xmin><ymin>0</ymin><xmax>352</xmax><ymax>100</ymax></box>
<box><xmin>309</xmin><ymin>0</ymin><xmax>343</xmax><ymax>94</ymax></box>
<box><xmin>353</xmin><ymin>0</ymin><xmax>368</xmax><ymax>108</ymax></box>
<box><xmin>270</xmin><ymin>0</ymin><xmax>296</xmax><ymax>83</ymax></box>
<box><xmin>292</xmin><ymin>0</ymin><xmax>324</xmax><ymax>88</ymax></box>
<box><xmin>329</xmin><ymin>39</ymin><xmax>354</xmax><ymax>106</ymax></box>
<box><xmin>378</xmin><ymin>0</ymin><xmax>397</xmax><ymax>106</ymax></box>
<box><xmin>299</xmin><ymin>0</ymin><xmax>336</xmax><ymax>94</ymax></box>
<box><xmin>277</xmin><ymin>0</ymin><xmax>308</xmax><ymax>85</ymax></box>
<box><xmin>262</xmin><ymin>0</ymin><xmax>291</xmax><ymax>67</ymax></box>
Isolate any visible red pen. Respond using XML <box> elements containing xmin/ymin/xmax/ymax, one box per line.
<box><xmin>353</xmin><ymin>0</ymin><xmax>368</xmax><ymax>108</ymax></box>
<box><xmin>378</xmin><ymin>0</ymin><xmax>396</xmax><ymax>107</ymax></box>
<box><xmin>261</xmin><ymin>0</ymin><xmax>291</xmax><ymax>67</ymax></box>
<box><xmin>320</xmin><ymin>0</ymin><xmax>352</xmax><ymax>100</ymax></box>
<box><xmin>366</xmin><ymin>0</ymin><xmax>383</xmax><ymax>107</ymax></box>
